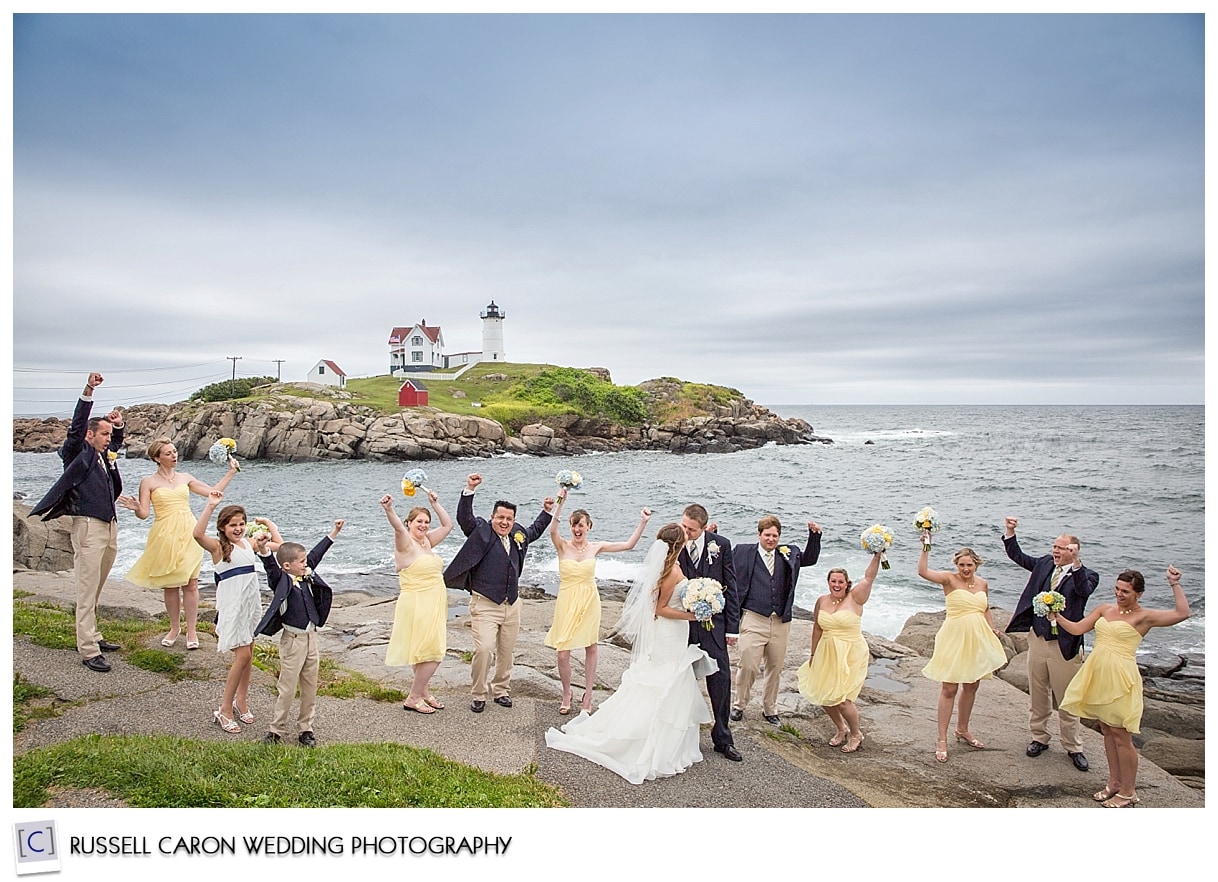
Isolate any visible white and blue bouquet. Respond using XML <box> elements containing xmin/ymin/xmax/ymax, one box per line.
<box><xmin>860</xmin><ymin>524</ymin><xmax>894</xmax><ymax>569</ymax></box>
<box><xmin>1032</xmin><ymin>590</ymin><xmax>1067</xmax><ymax>635</ymax></box>
<box><xmin>555</xmin><ymin>469</ymin><xmax>583</xmax><ymax>494</ymax></box>
<box><xmin>207</xmin><ymin>437</ymin><xmax>240</xmax><ymax>471</ymax></box>
<box><xmin>401</xmin><ymin>468</ymin><xmax>431</xmax><ymax>497</ymax></box>
<box><xmin>681</xmin><ymin>577</ymin><xmax>725</xmax><ymax>631</ymax></box>
<box><xmin>914</xmin><ymin>506</ymin><xmax>941</xmax><ymax>551</ymax></box>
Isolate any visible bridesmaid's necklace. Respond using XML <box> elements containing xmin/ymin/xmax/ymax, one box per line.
<box><xmin>1119</xmin><ymin>604</ymin><xmax>1139</xmax><ymax>615</ymax></box>
<box><xmin>157</xmin><ymin>468</ymin><xmax>177</xmax><ymax>483</ymax></box>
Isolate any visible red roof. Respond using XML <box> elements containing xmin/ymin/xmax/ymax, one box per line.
<box><xmin>321</xmin><ymin>360</ymin><xmax>346</xmax><ymax>377</ymax></box>
<box><xmin>389</xmin><ymin>323</ymin><xmax>442</xmax><ymax>344</ymax></box>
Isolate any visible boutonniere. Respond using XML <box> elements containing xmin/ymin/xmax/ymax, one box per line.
<box><xmin>106</xmin><ymin>451</ymin><xmax>118</xmax><ymax>464</ymax></box>
<box><xmin>707</xmin><ymin>541</ymin><xmax>720</xmax><ymax>562</ymax></box>
<box><xmin>778</xmin><ymin>545</ymin><xmax>791</xmax><ymax>561</ymax></box>
<box><xmin>513</xmin><ymin>531</ymin><xmax>525</xmax><ymax>547</ymax></box>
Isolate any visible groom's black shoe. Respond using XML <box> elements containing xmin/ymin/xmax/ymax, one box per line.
<box><xmin>714</xmin><ymin>744</ymin><xmax>743</xmax><ymax>762</ymax></box>
<box><xmin>470</xmin><ymin>700</ymin><xmax>486</xmax><ymax>713</ymax></box>
<box><xmin>1026</xmin><ymin>740</ymin><xmax>1049</xmax><ymax>757</ymax></box>
<box><xmin>1069</xmin><ymin>752</ymin><xmax>1089</xmax><ymax>772</ymax></box>
<box><xmin>729</xmin><ymin>708</ymin><xmax>743</xmax><ymax>722</ymax></box>
<box><xmin>493</xmin><ymin>696</ymin><xmax>513</xmax><ymax>708</ymax></box>
<box><xmin>763</xmin><ymin>715</ymin><xmax>781</xmax><ymax>725</ymax></box>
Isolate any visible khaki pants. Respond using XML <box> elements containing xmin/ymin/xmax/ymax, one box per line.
<box><xmin>469</xmin><ymin>592</ymin><xmax>520</xmax><ymax>701</ymax></box>
<box><xmin>1027</xmin><ymin>632</ymin><xmax>1084</xmax><ymax>752</ymax></box>
<box><xmin>733</xmin><ymin>611</ymin><xmax>791</xmax><ymax>716</ymax></box>
<box><xmin>270</xmin><ymin>629</ymin><xmax>319</xmax><ymax>735</ymax></box>
<box><xmin>70</xmin><ymin>516</ymin><xmax>118</xmax><ymax>659</ymax></box>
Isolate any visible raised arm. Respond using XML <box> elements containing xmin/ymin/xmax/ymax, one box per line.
<box><xmin>549</xmin><ymin>491</ymin><xmax>567</xmax><ymax>551</ymax></box>
<box><xmin>192</xmin><ymin>490</ymin><xmax>224</xmax><ymax>558</ymax></box>
<box><xmin>426</xmin><ymin>491</ymin><xmax>454</xmax><ymax>546</ymax></box>
<box><xmin>596</xmin><ymin>507</ymin><xmax>653</xmax><ymax>555</ymax></box>
<box><xmin>802</xmin><ymin>520</ymin><xmax>823</xmax><ymax>565</ymax></box>
<box><xmin>187</xmin><ymin>457</ymin><xmax>240</xmax><ymax>497</ymax></box>
<box><xmin>1051</xmin><ymin>604</ymin><xmax>1107</xmax><ymax>636</ymax></box>
<box><xmin>1142</xmin><ymin>566</ymin><xmax>1192</xmax><ymax>629</ymax></box>
<box><xmin>850</xmin><ymin>552</ymin><xmax>884</xmax><ymax>606</ymax></box>
<box><xmin>380</xmin><ymin>495</ymin><xmax>411</xmax><ymax>553</ymax></box>
<box><xmin>456</xmin><ymin>474</ymin><xmax>480</xmax><ymax>536</ymax></box>
<box><xmin>917</xmin><ymin>541</ymin><xmax>954</xmax><ymax>589</ymax></box>
<box><xmin>1002</xmin><ymin>517</ymin><xmax>1038</xmax><ymax>571</ymax></box>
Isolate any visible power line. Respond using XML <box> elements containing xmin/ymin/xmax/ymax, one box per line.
<box><xmin>13</xmin><ymin>360</ymin><xmax>227</xmax><ymax>374</ymax></box>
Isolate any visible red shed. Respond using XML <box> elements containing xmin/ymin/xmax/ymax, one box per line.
<box><xmin>398</xmin><ymin>379</ymin><xmax>429</xmax><ymax>407</ymax></box>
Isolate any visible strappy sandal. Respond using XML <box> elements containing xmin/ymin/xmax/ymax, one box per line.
<box><xmin>954</xmin><ymin>730</ymin><xmax>985</xmax><ymax>749</ymax></box>
<box><xmin>423</xmin><ymin>695</ymin><xmax>445</xmax><ymax>710</ymax></box>
<box><xmin>233</xmin><ymin>704</ymin><xmax>255</xmax><ymax>725</ymax></box>
<box><xmin>403</xmin><ymin>698</ymin><xmax>436</xmax><ymax>714</ymax></box>
<box><xmin>935</xmin><ymin>739</ymin><xmax>948</xmax><ymax>763</ymax></box>
<box><xmin>1093</xmin><ymin>786</ymin><xmax>1118</xmax><ymax>802</ymax></box>
<box><xmin>1101</xmin><ymin>793</ymin><xmax>1138</xmax><ymax>808</ymax></box>
<box><xmin>828</xmin><ymin>730</ymin><xmax>850</xmax><ymax>747</ymax></box>
<box><xmin>841</xmin><ymin>733</ymin><xmax>865</xmax><ymax>753</ymax></box>
<box><xmin>213</xmin><ymin>709</ymin><xmax>241</xmax><ymax>734</ymax></box>
<box><xmin>161</xmin><ymin>632</ymin><xmax>179</xmax><ymax>647</ymax></box>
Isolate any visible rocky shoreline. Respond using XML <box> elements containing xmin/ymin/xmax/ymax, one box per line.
<box><xmin>13</xmin><ymin>503</ymin><xmax>1203</xmax><ymax>807</ymax></box>
<box><xmin>12</xmin><ymin>383</ymin><xmax>831</xmax><ymax>462</ymax></box>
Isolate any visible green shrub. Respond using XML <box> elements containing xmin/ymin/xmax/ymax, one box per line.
<box><xmin>190</xmin><ymin>376</ymin><xmax>278</xmax><ymax>403</ymax></box>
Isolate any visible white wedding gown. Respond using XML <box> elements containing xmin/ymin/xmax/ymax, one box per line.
<box><xmin>545</xmin><ymin>578</ymin><xmax>718</xmax><ymax>784</ymax></box>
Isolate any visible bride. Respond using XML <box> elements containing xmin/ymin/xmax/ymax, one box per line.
<box><xmin>545</xmin><ymin>523</ymin><xmax>719</xmax><ymax>784</ymax></box>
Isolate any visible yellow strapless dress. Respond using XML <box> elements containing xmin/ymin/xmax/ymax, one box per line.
<box><xmin>545</xmin><ymin>558</ymin><xmax>601</xmax><ymax>651</ymax></box>
<box><xmin>797</xmin><ymin>609</ymin><xmax>869</xmax><ymax>706</ymax></box>
<box><xmin>1060</xmin><ymin>617</ymin><xmax>1144</xmax><ymax>733</ymax></box>
<box><xmin>922</xmin><ymin>590</ymin><xmax>1007</xmax><ymax>683</ymax></box>
<box><xmin>125</xmin><ymin>484</ymin><xmax>204</xmax><ymax>588</ymax></box>
<box><xmin>385</xmin><ymin>554</ymin><xmax>447</xmax><ymax>666</ymax></box>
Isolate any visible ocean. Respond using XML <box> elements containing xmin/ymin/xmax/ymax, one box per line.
<box><xmin>12</xmin><ymin>404</ymin><xmax>1205</xmax><ymax>657</ymax></box>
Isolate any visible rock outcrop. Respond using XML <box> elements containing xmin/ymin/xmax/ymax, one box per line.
<box><xmin>13</xmin><ymin>383</ymin><xmax>829</xmax><ymax>462</ymax></box>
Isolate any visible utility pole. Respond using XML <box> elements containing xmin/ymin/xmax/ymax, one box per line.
<box><xmin>273</xmin><ymin>359</ymin><xmax>285</xmax><ymax>381</ymax></box>
<box><xmin>227</xmin><ymin>356</ymin><xmax>242</xmax><ymax>397</ymax></box>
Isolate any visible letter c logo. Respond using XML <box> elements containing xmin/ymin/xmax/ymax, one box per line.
<box><xmin>26</xmin><ymin>830</ymin><xmax>45</xmax><ymax>853</ymax></box>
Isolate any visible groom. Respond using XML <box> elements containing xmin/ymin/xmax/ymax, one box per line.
<box><xmin>679</xmin><ymin>503</ymin><xmax>742</xmax><ymax>762</ymax></box>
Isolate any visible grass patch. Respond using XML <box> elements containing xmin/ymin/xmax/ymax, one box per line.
<box><xmin>461</xmin><ymin>651</ymin><xmax>473</xmax><ymax>664</ymax></box>
<box><xmin>318</xmin><ymin>670</ymin><xmax>405</xmax><ymax>703</ymax></box>
<box><xmin>14</xmin><ymin>588</ymin><xmax>33</xmax><ymax>598</ymax></box>
<box><xmin>15</xmin><ymin>734</ymin><xmax>567</xmax><ymax>808</ymax></box>
<box><xmin>125</xmin><ymin>649</ymin><xmax>188</xmax><ymax>679</ymax></box>
<box><xmin>14</xmin><ymin>598</ymin><xmax>169</xmax><ymax>654</ymax></box>
<box><xmin>14</xmin><ymin>675</ymin><xmax>60</xmax><ymax>734</ymax></box>
<box><xmin>779</xmin><ymin>722</ymin><xmax>802</xmax><ymax>738</ymax></box>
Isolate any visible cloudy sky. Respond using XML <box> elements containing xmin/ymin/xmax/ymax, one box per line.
<box><xmin>11</xmin><ymin>12</ymin><xmax>1204</xmax><ymax>414</ymax></box>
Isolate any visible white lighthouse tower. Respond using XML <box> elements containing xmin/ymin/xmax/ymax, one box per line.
<box><xmin>480</xmin><ymin>300</ymin><xmax>506</xmax><ymax>363</ymax></box>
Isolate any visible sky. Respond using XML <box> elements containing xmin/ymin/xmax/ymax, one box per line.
<box><xmin>9</xmin><ymin>12</ymin><xmax>1206</xmax><ymax>414</ymax></box>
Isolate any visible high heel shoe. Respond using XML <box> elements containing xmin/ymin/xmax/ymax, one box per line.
<box><xmin>213</xmin><ymin>710</ymin><xmax>241</xmax><ymax>734</ymax></box>
<box><xmin>1101</xmin><ymin>793</ymin><xmax>1139</xmax><ymax>808</ymax></box>
<box><xmin>841</xmin><ymin>733</ymin><xmax>864</xmax><ymax>753</ymax></box>
<box><xmin>828</xmin><ymin>730</ymin><xmax>850</xmax><ymax>747</ymax></box>
<box><xmin>233</xmin><ymin>703</ymin><xmax>254</xmax><ymax>725</ymax></box>
<box><xmin>161</xmin><ymin>632</ymin><xmax>179</xmax><ymax>647</ymax></box>
<box><xmin>935</xmin><ymin>739</ymin><xmax>948</xmax><ymax>763</ymax></box>
<box><xmin>954</xmin><ymin>730</ymin><xmax>985</xmax><ymax>749</ymax></box>
<box><xmin>1093</xmin><ymin>786</ymin><xmax>1118</xmax><ymax>802</ymax></box>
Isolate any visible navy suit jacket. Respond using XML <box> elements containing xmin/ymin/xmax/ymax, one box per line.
<box><xmin>442</xmin><ymin>492</ymin><xmax>552</xmax><ymax>603</ymax></box>
<box><xmin>733</xmin><ymin>529</ymin><xmax>821</xmax><ymax>623</ymax></box>
<box><xmin>1003</xmin><ymin>534</ymin><xmax>1098</xmax><ymax>660</ymax></box>
<box><xmin>254</xmin><ymin>537</ymin><xmax>335</xmax><ymax>636</ymax></box>
<box><xmin>679</xmin><ymin>531</ymin><xmax>741</xmax><ymax>647</ymax></box>
<box><xmin>31</xmin><ymin>396</ymin><xmax>124</xmax><ymax>522</ymax></box>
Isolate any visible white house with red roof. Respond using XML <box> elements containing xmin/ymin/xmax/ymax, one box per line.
<box><xmin>308</xmin><ymin>359</ymin><xmax>347</xmax><ymax>388</ymax></box>
<box><xmin>388</xmin><ymin>320</ymin><xmax>446</xmax><ymax>373</ymax></box>
<box><xmin>389</xmin><ymin>303</ymin><xmax>506</xmax><ymax>375</ymax></box>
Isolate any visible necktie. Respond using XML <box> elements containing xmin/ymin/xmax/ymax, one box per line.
<box><xmin>1050</xmin><ymin>566</ymin><xmax>1064</xmax><ymax>591</ymax></box>
<box><xmin>501</xmin><ymin>535</ymin><xmax>511</xmax><ymax>554</ymax></box>
<box><xmin>688</xmin><ymin>541</ymin><xmax>700</xmax><ymax>566</ymax></box>
<box><xmin>299</xmin><ymin>576</ymin><xmax>321</xmax><ymax>626</ymax></box>
<box><xmin>763</xmin><ymin>550</ymin><xmax>775</xmax><ymax>575</ymax></box>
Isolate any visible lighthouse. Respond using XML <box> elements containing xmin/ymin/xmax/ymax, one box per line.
<box><xmin>480</xmin><ymin>300</ymin><xmax>506</xmax><ymax>363</ymax></box>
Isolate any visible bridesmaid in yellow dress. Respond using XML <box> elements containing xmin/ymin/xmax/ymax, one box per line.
<box><xmin>796</xmin><ymin>550</ymin><xmax>883</xmax><ymax>753</ymax></box>
<box><xmin>546</xmin><ymin>490</ymin><xmax>652</xmax><ymax>714</ymax></box>
<box><xmin>917</xmin><ymin>536</ymin><xmax>1008</xmax><ymax>763</ymax></box>
<box><xmin>381</xmin><ymin>490</ymin><xmax>454</xmax><ymax>714</ymax></box>
<box><xmin>1053</xmin><ymin>566</ymin><xmax>1190</xmax><ymax>807</ymax></box>
<box><xmin>118</xmin><ymin>438</ymin><xmax>239</xmax><ymax>648</ymax></box>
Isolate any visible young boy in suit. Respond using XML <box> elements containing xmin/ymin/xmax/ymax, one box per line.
<box><xmin>253</xmin><ymin>519</ymin><xmax>344</xmax><ymax>746</ymax></box>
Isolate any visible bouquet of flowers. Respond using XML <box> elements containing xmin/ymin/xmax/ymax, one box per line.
<box><xmin>207</xmin><ymin>438</ymin><xmax>240</xmax><ymax>471</ymax></box>
<box><xmin>555</xmin><ymin>469</ymin><xmax>583</xmax><ymax>495</ymax></box>
<box><xmin>860</xmin><ymin>524</ymin><xmax>894</xmax><ymax>569</ymax></box>
<box><xmin>1032</xmin><ymin>590</ymin><xmax>1067</xmax><ymax>635</ymax></box>
<box><xmin>681</xmin><ymin>577</ymin><xmax>725</xmax><ymax>631</ymax></box>
<box><xmin>914</xmin><ymin>506</ymin><xmax>941</xmax><ymax>551</ymax></box>
<box><xmin>245</xmin><ymin>521</ymin><xmax>270</xmax><ymax>540</ymax></box>
<box><xmin>401</xmin><ymin>468</ymin><xmax>431</xmax><ymax>497</ymax></box>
